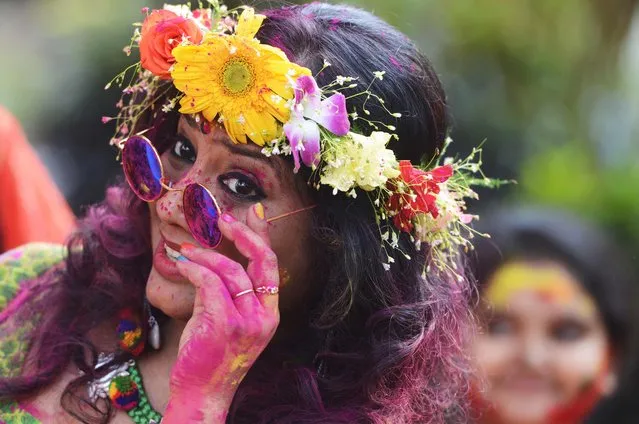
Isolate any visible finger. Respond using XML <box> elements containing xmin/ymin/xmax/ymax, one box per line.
<box><xmin>179</xmin><ymin>243</ymin><xmax>262</xmax><ymax>314</ymax></box>
<box><xmin>175</xmin><ymin>259</ymin><xmax>238</xmax><ymax>316</ymax></box>
<box><xmin>218</xmin><ymin>212</ymin><xmax>280</xmax><ymax>311</ymax></box>
<box><xmin>245</xmin><ymin>202</ymin><xmax>270</xmax><ymax>245</ymax></box>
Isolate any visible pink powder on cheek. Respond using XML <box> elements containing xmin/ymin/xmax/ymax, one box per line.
<box><xmin>219</xmin><ymin>199</ymin><xmax>234</xmax><ymax>212</ymax></box>
<box><xmin>262</xmin><ymin>180</ymin><xmax>274</xmax><ymax>191</ymax></box>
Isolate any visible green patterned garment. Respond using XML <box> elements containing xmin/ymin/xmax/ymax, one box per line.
<box><xmin>0</xmin><ymin>243</ymin><xmax>67</xmax><ymax>424</ymax></box>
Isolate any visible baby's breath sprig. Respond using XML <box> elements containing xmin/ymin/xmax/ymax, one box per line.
<box><xmin>345</xmin><ymin>71</ymin><xmax>402</xmax><ymax>119</ymax></box>
<box><xmin>261</xmin><ymin>134</ymin><xmax>292</xmax><ymax>158</ymax></box>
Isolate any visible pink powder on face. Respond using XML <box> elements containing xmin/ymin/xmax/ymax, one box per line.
<box><xmin>219</xmin><ymin>199</ymin><xmax>233</xmax><ymax>212</ymax></box>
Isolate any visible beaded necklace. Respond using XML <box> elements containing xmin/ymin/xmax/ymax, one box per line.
<box><xmin>88</xmin><ymin>355</ymin><xmax>163</xmax><ymax>424</ymax></box>
<box><xmin>87</xmin><ymin>308</ymin><xmax>163</xmax><ymax>423</ymax></box>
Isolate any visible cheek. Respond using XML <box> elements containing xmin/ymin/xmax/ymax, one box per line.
<box><xmin>472</xmin><ymin>334</ymin><xmax>518</xmax><ymax>381</ymax></box>
<box><xmin>267</xmin><ymin>213</ymin><xmax>314</xmax><ymax>306</ymax></box>
<box><xmin>155</xmin><ymin>191</ymin><xmax>184</xmax><ymax>221</ymax></box>
<box><xmin>551</xmin><ymin>336</ymin><xmax>609</xmax><ymax>391</ymax></box>
<box><xmin>149</xmin><ymin>204</ymin><xmax>161</xmax><ymax>244</ymax></box>
<box><xmin>146</xmin><ymin>269</ymin><xmax>197</xmax><ymax>320</ymax></box>
<box><xmin>216</xmin><ymin>197</ymin><xmax>239</xmax><ymax>216</ymax></box>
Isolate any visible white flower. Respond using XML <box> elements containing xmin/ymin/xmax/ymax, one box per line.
<box><xmin>320</xmin><ymin>131</ymin><xmax>400</xmax><ymax>193</ymax></box>
<box><xmin>163</xmin><ymin>4</ymin><xmax>193</xmax><ymax>18</ymax></box>
<box><xmin>373</xmin><ymin>71</ymin><xmax>386</xmax><ymax>80</ymax></box>
<box><xmin>336</xmin><ymin>75</ymin><xmax>354</xmax><ymax>85</ymax></box>
<box><xmin>413</xmin><ymin>185</ymin><xmax>469</xmax><ymax>243</ymax></box>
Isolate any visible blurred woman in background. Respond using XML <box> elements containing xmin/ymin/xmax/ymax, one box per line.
<box><xmin>469</xmin><ymin>207</ymin><xmax>635</xmax><ymax>424</ymax></box>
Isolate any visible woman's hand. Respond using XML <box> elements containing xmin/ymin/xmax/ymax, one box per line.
<box><xmin>163</xmin><ymin>203</ymin><xmax>280</xmax><ymax>423</ymax></box>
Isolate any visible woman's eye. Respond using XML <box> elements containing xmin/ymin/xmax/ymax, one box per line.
<box><xmin>219</xmin><ymin>172</ymin><xmax>265</xmax><ymax>200</ymax></box>
<box><xmin>551</xmin><ymin>320</ymin><xmax>587</xmax><ymax>342</ymax></box>
<box><xmin>170</xmin><ymin>138</ymin><xmax>196</xmax><ymax>163</ymax></box>
<box><xmin>486</xmin><ymin>315</ymin><xmax>515</xmax><ymax>336</ymax></box>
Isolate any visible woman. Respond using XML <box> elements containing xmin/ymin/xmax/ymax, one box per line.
<box><xmin>470</xmin><ymin>207</ymin><xmax>634</xmax><ymax>424</ymax></box>
<box><xmin>0</xmin><ymin>2</ymin><xmax>485</xmax><ymax>423</ymax></box>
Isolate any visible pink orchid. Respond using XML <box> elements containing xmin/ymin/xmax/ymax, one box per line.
<box><xmin>284</xmin><ymin>75</ymin><xmax>350</xmax><ymax>172</ymax></box>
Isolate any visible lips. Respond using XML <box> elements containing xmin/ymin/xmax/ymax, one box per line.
<box><xmin>500</xmin><ymin>376</ymin><xmax>555</xmax><ymax>394</ymax></box>
<box><xmin>152</xmin><ymin>235</ymin><xmax>188</xmax><ymax>283</ymax></box>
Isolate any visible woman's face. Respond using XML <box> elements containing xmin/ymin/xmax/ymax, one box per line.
<box><xmin>472</xmin><ymin>260</ymin><xmax>616</xmax><ymax>424</ymax></box>
<box><xmin>147</xmin><ymin>115</ymin><xmax>315</xmax><ymax>322</ymax></box>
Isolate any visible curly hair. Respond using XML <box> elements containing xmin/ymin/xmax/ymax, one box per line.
<box><xmin>0</xmin><ymin>3</ymin><xmax>474</xmax><ymax>423</ymax></box>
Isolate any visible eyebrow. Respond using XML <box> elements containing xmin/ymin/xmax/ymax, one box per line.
<box><xmin>181</xmin><ymin>115</ymin><xmax>283</xmax><ymax>178</ymax></box>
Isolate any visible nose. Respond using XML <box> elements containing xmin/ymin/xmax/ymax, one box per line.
<box><xmin>155</xmin><ymin>184</ymin><xmax>187</xmax><ymax>229</ymax></box>
<box><xmin>154</xmin><ymin>164</ymin><xmax>223</xmax><ymax>242</ymax></box>
<box><xmin>519</xmin><ymin>331</ymin><xmax>550</xmax><ymax>371</ymax></box>
<box><xmin>154</xmin><ymin>166</ymin><xmax>203</xmax><ymax>229</ymax></box>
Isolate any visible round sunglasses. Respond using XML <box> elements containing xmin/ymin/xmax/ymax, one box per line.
<box><xmin>120</xmin><ymin>135</ymin><xmax>314</xmax><ymax>249</ymax></box>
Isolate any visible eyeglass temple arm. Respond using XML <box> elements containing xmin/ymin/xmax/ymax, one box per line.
<box><xmin>266</xmin><ymin>205</ymin><xmax>317</xmax><ymax>223</ymax></box>
<box><xmin>156</xmin><ymin>177</ymin><xmax>315</xmax><ymax>221</ymax></box>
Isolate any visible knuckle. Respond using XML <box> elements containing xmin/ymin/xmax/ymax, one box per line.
<box><xmin>226</xmin><ymin>260</ymin><xmax>245</xmax><ymax>277</ymax></box>
<box><xmin>244</xmin><ymin>323</ymin><xmax>262</xmax><ymax>338</ymax></box>
<box><xmin>261</xmin><ymin>251</ymin><xmax>278</xmax><ymax>269</ymax></box>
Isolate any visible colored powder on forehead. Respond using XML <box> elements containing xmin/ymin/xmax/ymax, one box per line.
<box><xmin>484</xmin><ymin>262</ymin><xmax>596</xmax><ymax>314</ymax></box>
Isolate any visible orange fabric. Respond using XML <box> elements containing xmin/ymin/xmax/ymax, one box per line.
<box><xmin>0</xmin><ymin>106</ymin><xmax>75</xmax><ymax>251</ymax></box>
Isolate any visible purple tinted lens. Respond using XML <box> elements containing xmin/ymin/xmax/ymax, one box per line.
<box><xmin>183</xmin><ymin>184</ymin><xmax>222</xmax><ymax>248</ymax></box>
<box><xmin>122</xmin><ymin>136</ymin><xmax>164</xmax><ymax>201</ymax></box>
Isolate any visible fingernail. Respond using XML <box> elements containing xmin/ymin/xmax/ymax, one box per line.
<box><xmin>176</xmin><ymin>255</ymin><xmax>189</xmax><ymax>262</ymax></box>
<box><xmin>221</xmin><ymin>213</ymin><xmax>235</xmax><ymax>223</ymax></box>
<box><xmin>180</xmin><ymin>242</ymin><xmax>196</xmax><ymax>251</ymax></box>
<box><xmin>254</xmin><ymin>202</ymin><xmax>265</xmax><ymax>220</ymax></box>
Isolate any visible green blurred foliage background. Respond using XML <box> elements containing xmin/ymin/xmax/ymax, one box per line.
<box><xmin>0</xmin><ymin>0</ymin><xmax>638</xmax><ymax>420</ymax></box>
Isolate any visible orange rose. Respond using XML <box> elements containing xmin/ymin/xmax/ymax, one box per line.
<box><xmin>139</xmin><ymin>9</ymin><xmax>203</xmax><ymax>79</ymax></box>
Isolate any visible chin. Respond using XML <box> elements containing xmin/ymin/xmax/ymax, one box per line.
<box><xmin>146</xmin><ymin>268</ymin><xmax>196</xmax><ymax>321</ymax></box>
<box><xmin>494</xmin><ymin>399</ymin><xmax>553</xmax><ymax>424</ymax></box>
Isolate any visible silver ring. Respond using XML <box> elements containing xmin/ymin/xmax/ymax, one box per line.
<box><xmin>255</xmin><ymin>286</ymin><xmax>279</xmax><ymax>295</ymax></box>
<box><xmin>233</xmin><ymin>288</ymin><xmax>254</xmax><ymax>299</ymax></box>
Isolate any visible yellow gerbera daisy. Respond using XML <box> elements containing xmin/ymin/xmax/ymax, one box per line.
<box><xmin>171</xmin><ymin>7</ymin><xmax>311</xmax><ymax>145</ymax></box>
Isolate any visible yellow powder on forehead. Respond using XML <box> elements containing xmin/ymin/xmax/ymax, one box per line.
<box><xmin>484</xmin><ymin>261</ymin><xmax>596</xmax><ymax>314</ymax></box>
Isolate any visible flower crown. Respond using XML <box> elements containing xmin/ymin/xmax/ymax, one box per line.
<box><xmin>104</xmin><ymin>1</ymin><xmax>500</xmax><ymax>273</ymax></box>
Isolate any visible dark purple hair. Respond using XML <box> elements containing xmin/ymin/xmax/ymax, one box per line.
<box><xmin>0</xmin><ymin>3</ymin><xmax>473</xmax><ymax>423</ymax></box>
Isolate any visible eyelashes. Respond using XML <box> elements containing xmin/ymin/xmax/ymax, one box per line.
<box><xmin>219</xmin><ymin>172</ymin><xmax>266</xmax><ymax>201</ymax></box>
<box><xmin>170</xmin><ymin>137</ymin><xmax>196</xmax><ymax>163</ymax></box>
<box><xmin>166</xmin><ymin>136</ymin><xmax>266</xmax><ymax>202</ymax></box>
<box><xmin>483</xmin><ymin>313</ymin><xmax>591</xmax><ymax>343</ymax></box>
